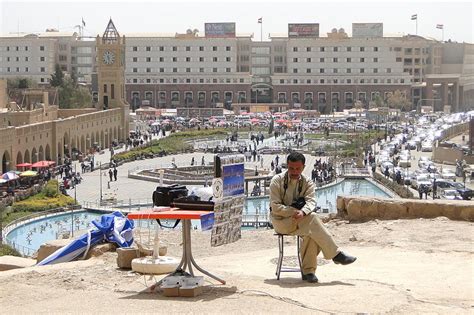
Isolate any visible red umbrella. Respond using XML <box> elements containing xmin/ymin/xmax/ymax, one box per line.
<box><xmin>31</xmin><ymin>160</ymin><xmax>56</xmax><ymax>168</ymax></box>
<box><xmin>16</xmin><ymin>162</ymin><xmax>32</xmax><ymax>169</ymax></box>
<box><xmin>250</xmin><ymin>118</ymin><xmax>260</xmax><ymax>123</ymax></box>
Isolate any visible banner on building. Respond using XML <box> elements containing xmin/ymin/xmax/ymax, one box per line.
<box><xmin>205</xmin><ymin>22</ymin><xmax>236</xmax><ymax>38</ymax></box>
<box><xmin>352</xmin><ymin>23</ymin><xmax>383</xmax><ymax>38</ymax></box>
<box><xmin>288</xmin><ymin>23</ymin><xmax>320</xmax><ymax>38</ymax></box>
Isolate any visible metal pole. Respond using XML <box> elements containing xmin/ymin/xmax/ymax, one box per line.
<box><xmin>99</xmin><ymin>161</ymin><xmax>102</xmax><ymax>203</ymax></box>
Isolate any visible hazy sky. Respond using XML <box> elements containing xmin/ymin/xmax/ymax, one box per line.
<box><xmin>1</xmin><ymin>0</ymin><xmax>472</xmax><ymax>42</ymax></box>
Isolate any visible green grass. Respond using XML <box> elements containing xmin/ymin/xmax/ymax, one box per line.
<box><xmin>0</xmin><ymin>244</ymin><xmax>21</xmax><ymax>257</ymax></box>
<box><xmin>1</xmin><ymin>210</ymin><xmax>34</xmax><ymax>225</ymax></box>
<box><xmin>11</xmin><ymin>180</ymin><xmax>75</xmax><ymax>212</ymax></box>
<box><xmin>114</xmin><ymin>129</ymin><xmax>229</xmax><ymax>162</ymax></box>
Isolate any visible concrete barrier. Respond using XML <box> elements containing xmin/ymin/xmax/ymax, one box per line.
<box><xmin>337</xmin><ymin>196</ymin><xmax>474</xmax><ymax>222</ymax></box>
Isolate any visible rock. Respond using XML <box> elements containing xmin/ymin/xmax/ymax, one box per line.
<box><xmin>86</xmin><ymin>243</ymin><xmax>116</xmax><ymax>258</ymax></box>
<box><xmin>36</xmin><ymin>239</ymin><xmax>71</xmax><ymax>264</ymax></box>
<box><xmin>0</xmin><ymin>255</ymin><xmax>36</xmax><ymax>271</ymax></box>
<box><xmin>349</xmin><ymin>235</ymin><xmax>358</xmax><ymax>242</ymax></box>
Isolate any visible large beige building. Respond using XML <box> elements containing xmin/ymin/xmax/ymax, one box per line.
<box><xmin>0</xmin><ymin>20</ymin><xmax>129</xmax><ymax>174</ymax></box>
<box><xmin>0</xmin><ymin>22</ymin><xmax>472</xmax><ymax>112</ymax></box>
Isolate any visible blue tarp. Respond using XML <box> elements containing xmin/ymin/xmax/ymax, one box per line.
<box><xmin>37</xmin><ymin>211</ymin><xmax>134</xmax><ymax>266</ymax></box>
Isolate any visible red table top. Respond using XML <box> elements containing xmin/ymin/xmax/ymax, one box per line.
<box><xmin>127</xmin><ymin>208</ymin><xmax>212</xmax><ymax>220</ymax></box>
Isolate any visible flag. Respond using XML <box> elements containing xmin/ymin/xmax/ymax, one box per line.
<box><xmin>82</xmin><ymin>18</ymin><xmax>86</xmax><ymax>27</ymax></box>
<box><xmin>411</xmin><ymin>14</ymin><xmax>417</xmax><ymax>20</ymax></box>
<box><xmin>258</xmin><ymin>17</ymin><xmax>262</xmax><ymax>24</ymax></box>
<box><xmin>436</xmin><ymin>24</ymin><xmax>444</xmax><ymax>29</ymax></box>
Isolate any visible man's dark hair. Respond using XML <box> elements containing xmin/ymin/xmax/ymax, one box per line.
<box><xmin>287</xmin><ymin>151</ymin><xmax>305</xmax><ymax>165</ymax></box>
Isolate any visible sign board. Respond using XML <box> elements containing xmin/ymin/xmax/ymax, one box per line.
<box><xmin>352</xmin><ymin>23</ymin><xmax>383</xmax><ymax>38</ymax></box>
<box><xmin>211</xmin><ymin>154</ymin><xmax>245</xmax><ymax>247</ymax></box>
<box><xmin>205</xmin><ymin>22</ymin><xmax>236</xmax><ymax>38</ymax></box>
<box><xmin>288</xmin><ymin>23</ymin><xmax>319</xmax><ymax>38</ymax></box>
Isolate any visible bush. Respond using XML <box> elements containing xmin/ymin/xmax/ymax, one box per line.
<box><xmin>42</xmin><ymin>180</ymin><xmax>59</xmax><ymax>198</ymax></box>
<box><xmin>0</xmin><ymin>244</ymin><xmax>21</xmax><ymax>257</ymax></box>
<box><xmin>373</xmin><ymin>172</ymin><xmax>414</xmax><ymax>199</ymax></box>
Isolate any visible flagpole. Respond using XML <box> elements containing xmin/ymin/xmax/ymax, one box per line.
<box><xmin>260</xmin><ymin>19</ymin><xmax>263</xmax><ymax>42</ymax></box>
<box><xmin>416</xmin><ymin>18</ymin><xmax>418</xmax><ymax>35</ymax></box>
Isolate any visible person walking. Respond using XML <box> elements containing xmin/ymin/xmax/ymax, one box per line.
<box><xmin>113</xmin><ymin>168</ymin><xmax>118</xmax><ymax>181</ymax></box>
<box><xmin>270</xmin><ymin>152</ymin><xmax>356</xmax><ymax>283</ymax></box>
<box><xmin>108</xmin><ymin>169</ymin><xmax>113</xmax><ymax>182</ymax></box>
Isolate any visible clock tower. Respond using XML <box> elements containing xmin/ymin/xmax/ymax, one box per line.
<box><xmin>96</xmin><ymin>19</ymin><xmax>128</xmax><ymax>110</ymax></box>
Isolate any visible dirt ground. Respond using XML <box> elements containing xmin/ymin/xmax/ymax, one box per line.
<box><xmin>0</xmin><ymin>217</ymin><xmax>473</xmax><ymax>314</ymax></box>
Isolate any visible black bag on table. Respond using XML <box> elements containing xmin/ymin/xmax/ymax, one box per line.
<box><xmin>152</xmin><ymin>184</ymin><xmax>188</xmax><ymax>207</ymax></box>
<box><xmin>172</xmin><ymin>195</ymin><xmax>214</xmax><ymax>211</ymax></box>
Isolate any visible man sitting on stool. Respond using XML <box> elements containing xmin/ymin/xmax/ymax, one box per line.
<box><xmin>270</xmin><ymin>152</ymin><xmax>356</xmax><ymax>283</ymax></box>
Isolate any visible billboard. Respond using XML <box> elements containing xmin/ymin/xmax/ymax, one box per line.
<box><xmin>352</xmin><ymin>23</ymin><xmax>383</xmax><ymax>38</ymax></box>
<box><xmin>288</xmin><ymin>23</ymin><xmax>319</xmax><ymax>38</ymax></box>
<box><xmin>205</xmin><ymin>22</ymin><xmax>236</xmax><ymax>38</ymax></box>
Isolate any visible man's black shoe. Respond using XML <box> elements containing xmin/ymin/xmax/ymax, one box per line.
<box><xmin>302</xmin><ymin>273</ymin><xmax>318</xmax><ymax>283</ymax></box>
<box><xmin>332</xmin><ymin>251</ymin><xmax>357</xmax><ymax>265</ymax></box>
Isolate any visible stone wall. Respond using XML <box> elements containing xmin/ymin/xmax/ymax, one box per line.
<box><xmin>336</xmin><ymin>196</ymin><xmax>473</xmax><ymax>222</ymax></box>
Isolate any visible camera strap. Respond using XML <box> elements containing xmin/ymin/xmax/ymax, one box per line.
<box><xmin>283</xmin><ymin>172</ymin><xmax>303</xmax><ymax>200</ymax></box>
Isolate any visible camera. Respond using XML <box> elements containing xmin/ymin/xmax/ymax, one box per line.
<box><xmin>291</xmin><ymin>197</ymin><xmax>306</xmax><ymax>210</ymax></box>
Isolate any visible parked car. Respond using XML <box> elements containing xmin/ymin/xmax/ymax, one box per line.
<box><xmin>439</xmin><ymin>189</ymin><xmax>463</xmax><ymax>200</ymax></box>
<box><xmin>421</xmin><ymin>142</ymin><xmax>433</xmax><ymax>152</ymax></box>
<box><xmin>450</xmin><ymin>182</ymin><xmax>474</xmax><ymax>200</ymax></box>
<box><xmin>441</xmin><ymin>169</ymin><xmax>457</xmax><ymax>181</ymax></box>
<box><xmin>412</xmin><ymin>174</ymin><xmax>432</xmax><ymax>190</ymax></box>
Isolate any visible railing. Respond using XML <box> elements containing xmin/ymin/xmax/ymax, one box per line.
<box><xmin>82</xmin><ymin>199</ymin><xmax>154</xmax><ymax>213</ymax></box>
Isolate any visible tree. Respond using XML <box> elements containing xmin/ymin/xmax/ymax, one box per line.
<box><xmin>387</xmin><ymin>90</ymin><xmax>411</xmax><ymax>112</ymax></box>
<box><xmin>50</xmin><ymin>64</ymin><xmax>64</xmax><ymax>87</ymax></box>
<box><xmin>7</xmin><ymin>77</ymin><xmax>37</xmax><ymax>89</ymax></box>
<box><xmin>58</xmin><ymin>77</ymin><xmax>92</xmax><ymax>108</ymax></box>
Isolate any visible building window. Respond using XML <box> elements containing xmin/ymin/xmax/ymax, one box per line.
<box><xmin>333</xmin><ymin>68</ymin><xmax>338</xmax><ymax>73</ymax></box>
<box><xmin>360</xmin><ymin>47</ymin><xmax>365</xmax><ymax>52</ymax></box>
<box><xmin>133</xmin><ymin>68</ymin><xmax>138</xmax><ymax>73</ymax></box>
<box><xmin>40</xmin><ymin>46</ymin><xmax>45</xmax><ymax>51</ymax></box>
<box><xmin>293</xmin><ymin>68</ymin><xmax>298</xmax><ymax>73</ymax></box>
<box><xmin>226</xmin><ymin>68</ymin><xmax>231</xmax><ymax>72</ymax></box>
<box><xmin>213</xmin><ymin>68</ymin><xmax>218</xmax><ymax>73</ymax></box>
<box><xmin>226</xmin><ymin>46</ymin><xmax>231</xmax><ymax>51</ymax></box>
<box><xmin>307</xmin><ymin>57</ymin><xmax>311</xmax><ymax>62</ymax></box>
<box><xmin>319</xmin><ymin>57</ymin><xmax>324</xmax><ymax>63</ymax></box>
<box><xmin>320</xmin><ymin>47</ymin><xmax>325</xmax><ymax>52</ymax></box>
<box><xmin>186</xmin><ymin>46</ymin><xmax>191</xmax><ymax>51</ymax></box>
<box><xmin>360</xmin><ymin>58</ymin><xmax>365</xmax><ymax>62</ymax></box>
<box><xmin>360</xmin><ymin>68</ymin><xmax>365</xmax><ymax>73</ymax></box>
<box><xmin>103</xmin><ymin>84</ymin><xmax>107</xmax><ymax>93</ymax></box>
<box><xmin>159</xmin><ymin>68</ymin><xmax>164</xmax><ymax>72</ymax></box>
<box><xmin>306</xmin><ymin>68</ymin><xmax>311</xmax><ymax>73</ymax></box>
<box><xmin>173</xmin><ymin>68</ymin><xmax>177</xmax><ymax>72</ymax></box>
<box><xmin>306</xmin><ymin>47</ymin><xmax>311</xmax><ymax>52</ymax></box>
<box><xmin>146</xmin><ymin>57</ymin><xmax>151</xmax><ymax>62</ymax></box>
<box><xmin>132</xmin><ymin>46</ymin><xmax>138</xmax><ymax>51</ymax></box>
<box><xmin>213</xmin><ymin>57</ymin><xmax>218</xmax><ymax>62</ymax></box>
<box><xmin>146</xmin><ymin>46</ymin><xmax>151</xmax><ymax>51</ymax></box>
<box><xmin>159</xmin><ymin>46</ymin><xmax>164</xmax><ymax>51</ymax></box>
<box><xmin>111</xmin><ymin>84</ymin><xmax>115</xmax><ymax>99</ymax></box>
<box><xmin>132</xmin><ymin>57</ymin><xmax>138</xmax><ymax>62</ymax></box>
<box><xmin>199</xmin><ymin>68</ymin><xmax>204</xmax><ymax>73</ymax></box>
<box><xmin>213</xmin><ymin>46</ymin><xmax>218</xmax><ymax>51</ymax></box>
<box><xmin>347</xmin><ymin>68</ymin><xmax>351</xmax><ymax>73</ymax></box>
<box><xmin>387</xmin><ymin>68</ymin><xmax>392</xmax><ymax>73</ymax></box>
<box><xmin>172</xmin><ymin>46</ymin><xmax>177</xmax><ymax>51</ymax></box>
<box><xmin>199</xmin><ymin>57</ymin><xmax>204</xmax><ymax>62</ymax></box>
<box><xmin>293</xmin><ymin>58</ymin><xmax>298</xmax><ymax>62</ymax></box>
<box><xmin>306</xmin><ymin>79</ymin><xmax>311</xmax><ymax>84</ymax></box>
<box><xmin>172</xmin><ymin>57</ymin><xmax>177</xmax><ymax>62</ymax></box>
<box><xmin>186</xmin><ymin>68</ymin><xmax>191</xmax><ymax>73</ymax></box>
<box><xmin>320</xmin><ymin>79</ymin><xmax>324</xmax><ymax>84</ymax></box>
<box><xmin>293</xmin><ymin>47</ymin><xmax>298</xmax><ymax>52</ymax></box>
<box><xmin>186</xmin><ymin>57</ymin><xmax>191</xmax><ymax>62</ymax></box>
<box><xmin>347</xmin><ymin>47</ymin><xmax>352</xmax><ymax>52</ymax></box>
<box><xmin>320</xmin><ymin>68</ymin><xmax>325</xmax><ymax>73</ymax></box>
<box><xmin>333</xmin><ymin>57</ymin><xmax>338</xmax><ymax>62</ymax></box>
<box><xmin>374</xmin><ymin>47</ymin><xmax>379</xmax><ymax>52</ymax></box>
<box><xmin>199</xmin><ymin>46</ymin><xmax>204</xmax><ymax>51</ymax></box>
<box><xmin>40</xmin><ymin>67</ymin><xmax>45</xmax><ymax>72</ymax></box>
<box><xmin>373</xmin><ymin>68</ymin><xmax>378</xmax><ymax>73</ymax></box>
<box><xmin>146</xmin><ymin>68</ymin><xmax>151</xmax><ymax>73</ymax></box>
<box><xmin>293</xmin><ymin>79</ymin><xmax>298</xmax><ymax>84</ymax></box>
<box><xmin>373</xmin><ymin>57</ymin><xmax>378</xmax><ymax>62</ymax></box>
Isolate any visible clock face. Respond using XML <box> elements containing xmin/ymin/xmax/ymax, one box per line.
<box><xmin>102</xmin><ymin>51</ymin><xmax>115</xmax><ymax>65</ymax></box>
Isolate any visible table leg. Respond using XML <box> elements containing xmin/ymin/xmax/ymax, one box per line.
<box><xmin>183</xmin><ymin>220</ymin><xmax>226</xmax><ymax>284</ymax></box>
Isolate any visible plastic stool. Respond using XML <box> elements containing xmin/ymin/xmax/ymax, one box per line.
<box><xmin>275</xmin><ymin>233</ymin><xmax>303</xmax><ymax>280</ymax></box>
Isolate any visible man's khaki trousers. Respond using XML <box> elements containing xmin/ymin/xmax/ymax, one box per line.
<box><xmin>272</xmin><ymin>213</ymin><xmax>339</xmax><ymax>274</ymax></box>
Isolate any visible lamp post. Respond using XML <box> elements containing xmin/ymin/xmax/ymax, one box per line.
<box><xmin>99</xmin><ymin>161</ymin><xmax>103</xmax><ymax>203</ymax></box>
